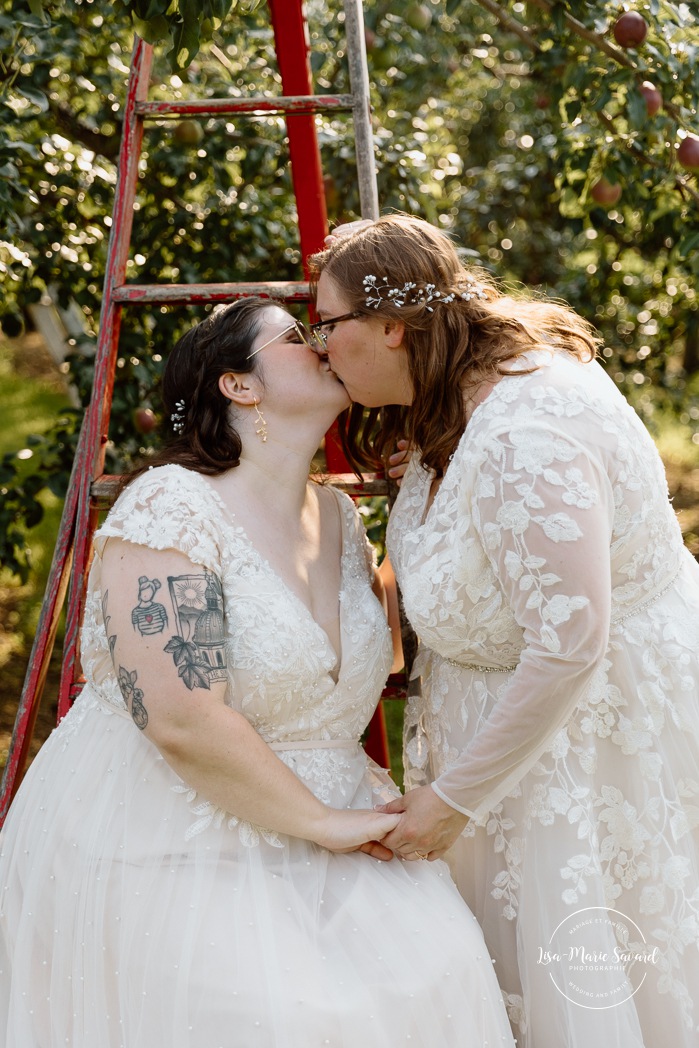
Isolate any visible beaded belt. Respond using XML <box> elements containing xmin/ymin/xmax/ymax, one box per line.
<box><xmin>610</xmin><ymin>566</ymin><xmax>681</xmax><ymax>627</ymax></box>
<box><xmin>446</xmin><ymin>660</ymin><xmax>518</xmax><ymax>673</ymax></box>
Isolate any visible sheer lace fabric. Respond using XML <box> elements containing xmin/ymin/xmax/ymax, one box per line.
<box><xmin>0</xmin><ymin>466</ymin><xmax>514</xmax><ymax>1047</ymax></box>
<box><xmin>388</xmin><ymin>353</ymin><xmax>699</xmax><ymax>1046</ymax></box>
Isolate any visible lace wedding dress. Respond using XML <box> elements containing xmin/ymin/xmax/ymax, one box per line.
<box><xmin>0</xmin><ymin>466</ymin><xmax>514</xmax><ymax>1048</ymax></box>
<box><xmin>388</xmin><ymin>351</ymin><xmax>699</xmax><ymax>1048</ymax></box>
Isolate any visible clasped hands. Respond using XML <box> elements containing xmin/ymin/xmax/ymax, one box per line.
<box><xmin>359</xmin><ymin>785</ymin><xmax>469</xmax><ymax>863</ymax></box>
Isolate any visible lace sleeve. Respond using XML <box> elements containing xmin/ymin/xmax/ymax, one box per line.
<box><xmin>432</xmin><ymin>419</ymin><xmax>614</xmax><ymax>821</ymax></box>
<box><xmin>94</xmin><ymin>465</ymin><xmax>222</xmax><ymax>571</ymax></box>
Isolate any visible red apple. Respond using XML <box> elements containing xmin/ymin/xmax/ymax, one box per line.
<box><xmin>639</xmin><ymin>81</ymin><xmax>662</xmax><ymax>116</ymax></box>
<box><xmin>678</xmin><ymin>135</ymin><xmax>699</xmax><ymax>173</ymax></box>
<box><xmin>613</xmin><ymin>12</ymin><xmax>648</xmax><ymax>48</ymax></box>
<box><xmin>590</xmin><ymin>178</ymin><xmax>622</xmax><ymax>206</ymax></box>
<box><xmin>133</xmin><ymin>408</ymin><xmax>157</xmax><ymax>435</ymax></box>
<box><xmin>535</xmin><ymin>93</ymin><xmax>551</xmax><ymax>110</ymax></box>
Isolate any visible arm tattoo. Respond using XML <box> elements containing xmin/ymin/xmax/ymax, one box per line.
<box><xmin>163</xmin><ymin>571</ymin><xmax>227</xmax><ymax>690</ymax></box>
<box><xmin>117</xmin><ymin>666</ymin><xmax>149</xmax><ymax>730</ymax></box>
<box><xmin>131</xmin><ymin>575</ymin><xmax>168</xmax><ymax>636</ymax></box>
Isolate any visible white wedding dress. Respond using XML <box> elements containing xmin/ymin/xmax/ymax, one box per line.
<box><xmin>0</xmin><ymin>466</ymin><xmax>514</xmax><ymax>1048</ymax></box>
<box><xmin>387</xmin><ymin>351</ymin><xmax>699</xmax><ymax>1047</ymax></box>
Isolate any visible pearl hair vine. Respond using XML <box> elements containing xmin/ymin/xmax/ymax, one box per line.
<box><xmin>170</xmin><ymin>399</ymin><xmax>186</xmax><ymax>433</ymax></box>
<box><xmin>362</xmin><ymin>274</ymin><xmax>488</xmax><ymax>313</ymax></box>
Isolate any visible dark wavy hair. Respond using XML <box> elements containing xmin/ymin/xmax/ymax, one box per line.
<box><xmin>309</xmin><ymin>215</ymin><xmax>601</xmax><ymax>477</ymax></box>
<box><xmin>122</xmin><ymin>298</ymin><xmax>270</xmax><ymax>489</ymax></box>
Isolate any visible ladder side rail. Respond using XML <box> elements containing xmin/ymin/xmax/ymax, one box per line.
<box><xmin>343</xmin><ymin>0</ymin><xmax>379</xmax><ymax>220</ymax></box>
<box><xmin>56</xmin><ymin>38</ymin><xmax>154</xmax><ymax>719</ymax></box>
<box><xmin>344</xmin><ymin>0</ymin><xmax>401</xmax><ymax>767</ymax></box>
<box><xmin>323</xmin><ymin>0</ymin><xmax>379</xmax><ymax>473</ymax></box>
<box><xmin>268</xmin><ymin>0</ymin><xmax>329</xmax><ymax>273</ymax></box>
<box><xmin>0</xmin><ymin>511</ymin><xmax>76</xmax><ymax>822</ymax></box>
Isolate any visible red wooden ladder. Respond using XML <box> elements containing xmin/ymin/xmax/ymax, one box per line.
<box><xmin>0</xmin><ymin>0</ymin><xmax>397</xmax><ymax>824</ymax></box>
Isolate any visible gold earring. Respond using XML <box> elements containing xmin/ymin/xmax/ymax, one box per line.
<box><xmin>253</xmin><ymin>398</ymin><xmax>267</xmax><ymax>443</ymax></box>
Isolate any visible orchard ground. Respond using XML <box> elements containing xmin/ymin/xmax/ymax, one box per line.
<box><xmin>2</xmin><ymin>331</ymin><xmax>699</xmax><ymax>784</ymax></box>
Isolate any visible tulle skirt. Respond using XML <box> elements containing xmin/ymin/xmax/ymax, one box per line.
<box><xmin>0</xmin><ymin>689</ymin><xmax>514</xmax><ymax>1047</ymax></box>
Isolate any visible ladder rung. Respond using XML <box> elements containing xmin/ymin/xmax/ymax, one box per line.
<box><xmin>136</xmin><ymin>95</ymin><xmax>355</xmax><ymax>119</ymax></box>
<box><xmin>91</xmin><ymin>473</ymin><xmax>388</xmax><ymax>509</ymax></box>
<box><xmin>112</xmin><ymin>281</ymin><xmax>310</xmax><ymax>305</ymax></box>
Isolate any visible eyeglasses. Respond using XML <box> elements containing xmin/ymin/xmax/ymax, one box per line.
<box><xmin>308</xmin><ymin>312</ymin><xmax>360</xmax><ymax>350</ymax></box>
<box><xmin>248</xmin><ymin>319</ymin><xmax>316</xmax><ymax>359</ymax></box>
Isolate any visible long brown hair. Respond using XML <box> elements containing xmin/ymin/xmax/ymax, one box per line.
<box><xmin>309</xmin><ymin>215</ymin><xmax>601</xmax><ymax>476</ymax></box>
<box><xmin>121</xmin><ymin>298</ymin><xmax>269</xmax><ymax>491</ymax></box>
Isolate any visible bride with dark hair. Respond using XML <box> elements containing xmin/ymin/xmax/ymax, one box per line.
<box><xmin>0</xmin><ymin>297</ymin><xmax>514</xmax><ymax>1047</ymax></box>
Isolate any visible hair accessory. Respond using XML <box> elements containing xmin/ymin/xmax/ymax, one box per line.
<box><xmin>170</xmin><ymin>399</ymin><xmax>186</xmax><ymax>433</ymax></box>
<box><xmin>253</xmin><ymin>398</ymin><xmax>268</xmax><ymax>443</ymax></box>
<box><xmin>362</xmin><ymin>274</ymin><xmax>487</xmax><ymax>312</ymax></box>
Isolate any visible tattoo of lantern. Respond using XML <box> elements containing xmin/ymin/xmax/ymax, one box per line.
<box><xmin>117</xmin><ymin>666</ymin><xmax>148</xmax><ymax>730</ymax></box>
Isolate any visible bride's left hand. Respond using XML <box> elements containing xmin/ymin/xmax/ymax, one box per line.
<box><xmin>376</xmin><ymin>786</ymin><xmax>469</xmax><ymax>860</ymax></box>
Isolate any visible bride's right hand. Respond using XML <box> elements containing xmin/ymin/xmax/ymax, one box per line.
<box><xmin>387</xmin><ymin>439</ymin><xmax>411</xmax><ymax>486</ymax></box>
<box><xmin>313</xmin><ymin>808</ymin><xmax>400</xmax><ymax>857</ymax></box>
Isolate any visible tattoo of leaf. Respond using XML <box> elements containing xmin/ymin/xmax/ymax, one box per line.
<box><xmin>163</xmin><ymin>636</ymin><xmax>211</xmax><ymax>691</ymax></box>
<box><xmin>117</xmin><ymin>665</ymin><xmax>149</xmax><ymax>730</ymax></box>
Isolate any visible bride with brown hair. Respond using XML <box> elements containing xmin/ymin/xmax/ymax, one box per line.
<box><xmin>311</xmin><ymin>214</ymin><xmax>699</xmax><ymax>1047</ymax></box>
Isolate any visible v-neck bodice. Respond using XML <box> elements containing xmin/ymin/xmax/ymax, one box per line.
<box><xmin>89</xmin><ymin>465</ymin><xmax>393</xmax><ymax>748</ymax></box>
<box><xmin>194</xmin><ymin>474</ymin><xmax>345</xmax><ymax>679</ymax></box>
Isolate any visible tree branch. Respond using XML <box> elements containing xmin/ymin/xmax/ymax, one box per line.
<box><xmin>470</xmin><ymin>0</ymin><xmax>540</xmax><ymax>51</ymax></box>
<box><xmin>525</xmin><ymin>0</ymin><xmax>634</xmax><ymax>68</ymax></box>
<box><xmin>525</xmin><ymin>0</ymin><xmax>685</xmax><ymax>125</ymax></box>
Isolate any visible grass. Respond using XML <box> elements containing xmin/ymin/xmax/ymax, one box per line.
<box><xmin>0</xmin><ymin>334</ymin><xmax>71</xmax><ymax>769</ymax></box>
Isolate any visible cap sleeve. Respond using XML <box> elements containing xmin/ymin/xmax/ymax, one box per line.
<box><xmin>331</xmin><ymin>486</ymin><xmax>377</xmax><ymax>579</ymax></box>
<box><xmin>94</xmin><ymin>465</ymin><xmax>223</xmax><ymax>573</ymax></box>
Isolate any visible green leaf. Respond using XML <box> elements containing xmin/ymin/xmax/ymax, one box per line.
<box><xmin>627</xmin><ymin>90</ymin><xmax>648</xmax><ymax>130</ymax></box>
<box><xmin>678</xmin><ymin>231</ymin><xmax>699</xmax><ymax>259</ymax></box>
<box><xmin>20</xmin><ymin>88</ymin><xmax>49</xmax><ymax>113</ymax></box>
<box><xmin>559</xmin><ymin>186</ymin><xmax>585</xmax><ymax>219</ymax></box>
